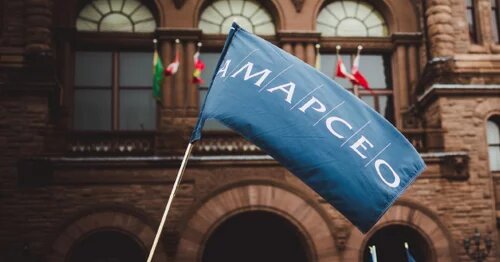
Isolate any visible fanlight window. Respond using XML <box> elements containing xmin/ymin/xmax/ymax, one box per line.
<box><xmin>317</xmin><ymin>0</ymin><xmax>388</xmax><ymax>37</ymax></box>
<box><xmin>76</xmin><ymin>0</ymin><xmax>156</xmax><ymax>33</ymax></box>
<box><xmin>199</xmin><ymin>0</ymin><xmax>275</xmax><ymax>35</ymax></box>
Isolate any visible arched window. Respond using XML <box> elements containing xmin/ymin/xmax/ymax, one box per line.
<box><xmin>198</xmin><ymin>0</ymin><xmax>276</xmax><ymax>130</ymax></box>
<box><xmin>73</xmin><ymin>0</ymin><xmax>157</xmax><ymax>131</ymax></box>
<box><xmin>198</xmin><ymin>0</ymin><xmax>275</xmax><ymax>35</ymax></box>
<box><xmin>487</xmin><ymin>117</ymin><xmax>500</xmax><ymax>171</ymax></box>
<box><xmin>316</xmin><ymin>0</ymin><xmax>388</xmax><ymax>37</ymax></box>
<box><xmin>76</xmin><ymin>0</ymin><xmax>156</xmax><ymax>32</ymax></box>
<box><xmin>316</xmin><ymin>1</ymin><xmax>394</xmax><ymax>123</ymax></box>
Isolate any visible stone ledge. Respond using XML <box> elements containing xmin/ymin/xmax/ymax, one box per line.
<box><xmin>418</xmin><ymin>84</ymin><xmax>500</xmax><ymax>107</ymax></box>
<box><xmin>17</xmin><ymin>151</ymin><xmax>470</xmax><ymax>186</ymax></box>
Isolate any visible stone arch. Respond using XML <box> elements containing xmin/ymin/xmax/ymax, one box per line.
<box><xmin>474</xmin><ymin>99</ymin><xmax>500</xmax><ymax>120</ymax></box>
<box><xmin>75</xmin><ymin>0</ymin><xmax>162</xmax><ymax>27</ymax></box>
<box><xmin>193</xmin><ymin>0</ymin><xmax>284</xmax><ymax>32</ymax></box>
<box><xmin>313</xmin><ymin>0</ymin><xmax>420</xmax><ymax>33</ymax></box>
<box><xmin>176</xmin><ymin>183</ymin><xmax>338</xmax><ymax>261</ymax></box>
<box><xmin>48</xmin><ymin>210</ymin><xmax>168</xmax><ymax>262</ymax></box>
<box><xmin>343</xmin><ymin>200</ymin><xmax>456</xmax><ymax>261</ymax></box>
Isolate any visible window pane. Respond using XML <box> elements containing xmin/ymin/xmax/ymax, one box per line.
<box><xmin>492</xmin><ymin>6</ymin><xmax>499</xmax><ymax>43</ymax></box>
<box><xmin>487</xmin><ymin>120</ymin><xmax>500</xmax><ymax>143</ymax></box>
<box><xmin>489</xmin><ymin>146</ymin><xmax>500</xmax><ymax>171</ymax></box>
<box><xmin>119</xmin><ymin>89</ymin><xmax>156</xmax><ymax>130</ymax></box>
<box><xmin>200</xmin><ymin>53</ymin><xmax>221</xmax><ymax>88</ymax></box>
<box><xmin>100</xmin><ymin>13</ymin><xmax>133</xmax><ymax>32</ymax></box>
<box><xmin>199</xmin><ymin>0</ymin><xmax>275</xmax><ymax>35</ymax></box>
<box><xmin>360</xmin><ymin>95</ymin><xmax>375</xmax><ymax>108</ymax></box>
<box><xmin>75</xmin><ymin>52</ymin><xmax>112</xmax><ymax>87</ymax></box>
<box><xmin>466</xmin><ymin>1</ymin><xmax>477</xmax><ymax>43</ymax></box>
<box><xmin>316</xmin><ymin>1</ymin><xmax>388</xmax><ymax>37</ymax></box>
<box><xmin>361</xmin><ymin>55</ymin><xmax>387</xmax><ymax>89</ymax></box>
<box><xmin>120</xmin><ymin>52</ymin><xmax>153</xmax><ymax>87</ymax></box>
<box><xmin>110</xmin><ymin>0</ymin><xmax>123</xmax><ymax>12</ymax></box>
<box><xmin>74</xmin><ymin>89</ymin><xmax>112</xmax><ymax>130</ymax></box>
<box><xmin>319</xmin><ymin>54</ymin><xmax>352</xmax><ymax>88</ymax></box>
<box><xmin>379</xmin><ymin>95</ymin><xmax>388</xmax><ymax>116</ymax></box>
<box><xmin>76</xmin><ymin>0</ymin><xmax>155</xmax><ymax>33</ymax></box>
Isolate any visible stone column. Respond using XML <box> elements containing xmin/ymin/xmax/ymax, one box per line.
<box><xmin>425</xmin><ymin>0</ymin><xmax>454</xmax><ymax>57</ymax></box>
<box><xmin>278</xmin><ymin>31</ymin><xmax>320</xmax><ymax>64</ymax></box>
<box><xmin>392</xmin><ymin>33</ymin><xmax>422</xmax><ymax>129</ymax></box>
<box><xmin>25</xmin><ymin>0</ymin><xmax>52</xmax><ymax>56</ymax></box>
<box><xmin>157</xmin><ymin>28</ymin><xmax>202</xmax><ymax>116</ymax></box>
<box><xmin>156</xmin><ymin>28</ymin><xmax>201</xmax><ymax>154</ymax></box>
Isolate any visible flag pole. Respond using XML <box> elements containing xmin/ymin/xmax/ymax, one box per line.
<box><xmin>146</xmin><ymin>142</ymin><xmax>194</xmax><ymax>262</ymax></box>
<box><xmin>315</xmin><ymin>43</ymin><xmax>321</xmax><ymax>70</ymax></box>
<box><xmin>335</xmin><ymin>44</ymin><xmax>342</xmax><ymax>81</ymax></box>
<box><xmin>353</xmin><ymin>45</ymin><xmax>363</xmax><ymax>97</ymax></box>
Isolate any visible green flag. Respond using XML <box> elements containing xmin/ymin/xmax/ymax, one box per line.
<box><xmin>152</xmin><ymin>48</ymin><xmax>164</xmax><ymax>100</ymax></box>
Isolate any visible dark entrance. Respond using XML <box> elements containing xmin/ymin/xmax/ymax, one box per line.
<box><xmin>202</xmin><ymin>210</ymin><xmax>310</xmax><ymax>262</ymax></box>
<box><xmin>363</xmin><ymin>225</ymin><xmax>433</xmax><ymax>262</ymax></box>
<box><xmin>68</xmin><ymin>230</ymin><xmax>145</xmax><ymax>262</ymax></box>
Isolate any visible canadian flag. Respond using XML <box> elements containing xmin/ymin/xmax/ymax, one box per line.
<box><xmin>164</xmin><ymin>50</ymin><xmax>179</xmax><ymax>76</ymax></box>
<box><xmin>350</xmin><ymin>52</ymin><xmax>372</xmax><ymax>92</ymax></box>
<box><xmin>335</xmin><ymin>55</ymin><xmax>356</xmax><ymax>82</ymax></box>
<box><xmin>192</xmin><ymin>51</ymin><xmax>206</xmax><ymax>84</ymax></box>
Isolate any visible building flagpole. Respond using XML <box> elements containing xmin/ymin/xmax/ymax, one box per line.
<box><xmin>353</xmin><ymin>45</ymin><xmax>362</xmax><ymax>97</ymax></box>
<box><xmin>147</xmin><ymin>142</ymin><xmax>194</xmax><ymax>262</ymax></box>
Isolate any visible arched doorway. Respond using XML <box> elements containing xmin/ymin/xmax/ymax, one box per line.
<box><xmin>363</xmin><ymin>225</ymin><xmax>433</xmax><ymax>262</ymax></box>
<box><xmin>68</xmin><ymin>230</ymin><xmax>146</xmax><ymax>262</ymax></box>
<box><xmin>202</xmin><ymin>211</ymin><xmax>310</xmax><ymax>262</ymax></box>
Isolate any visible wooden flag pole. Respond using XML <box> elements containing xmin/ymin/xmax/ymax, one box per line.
<box><xmin>353</xmin><ymin>45</ymin><xmax>362</xmax><ymax>97</ymax></box>
<box><xmin>147</xmin><ymin>142</ymin><xmax>194</xmax><ymax>262</ymax></box>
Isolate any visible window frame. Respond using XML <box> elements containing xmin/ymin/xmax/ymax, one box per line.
<box><xmin>316</xmin><ymin>0</ymin><xmax>389</xmax><ymax>37</ymax></box>
<box><xmin>71</xmin><ymin>0</ymin><xmax>157</xmax><ymax>132</ymax></box>
<box><xmin>466</xmin><ymin>0</ymin><xmax>480</xmax><ymax>43</ymax></box>
<box><xmin>487</xmin><ymin>116</ymin><xmax>500</xmax><ymax>172</ymax></box>
<box><xmin>492</xmin><ymin>0</ymin><xmax>500</xmax><ymax>43</ymax></box>
<box><xmin>317</xmin><ymin>43</ymin><xmax>395</xmax><ymax>123</ymax></box>
<box><xmin>73</xmin><ymin>33</ymin><xmax>156</xmax><ymax>131</ymax></box>
<box><xmin>197</xmin><ymin>0</ymin><xmax>279</xmax><ymax>37</ymax></box>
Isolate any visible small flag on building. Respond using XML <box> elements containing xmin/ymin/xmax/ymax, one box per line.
<box><xmin>165</xmin><ymin>39</ymin><xmax>180</xmax><ymax>76</ymax></box>
<box><xmin>405</xmin><ymin>242</ymin><xmax>417</xmax><ymax>262</ymax></box>
<box><xmin>335</xmin><ymin>45</ymin><xmax>356</xmax><ymax>82</ymax></box>
<box><xmin>315</xmin><ymin>44</ymin><xmax>321</xmax><ymax>70</ymax></box>
<box><xmin>351</xmin><ymin>45</ymin><xmax>372</xmax><ymax>93</ymax></box>
<box><xmin>152</xmin><ymin>39</ymin><xmax>164</xmax><ymax>100</ymax></box>
<box><xmin>192</xmin><ymin>42</ymin><xmax>206</xmax><ymax>84</ymax></box>
<box><xmin>191</xmin><ymin>22</ymin><xmax>425</xmax><ymax>233</ymax></box>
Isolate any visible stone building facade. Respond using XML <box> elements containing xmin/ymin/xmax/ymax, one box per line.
<box><xmin>1</xmin><ymin>0</ymin><xmax>500</xmax><ymax>261</ymax></box>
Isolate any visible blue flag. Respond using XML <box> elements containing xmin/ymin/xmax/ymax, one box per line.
<box><xmin>191</xmin><ymin>22</ymin><xmax>425</xmax><ymax>233</ymax></box>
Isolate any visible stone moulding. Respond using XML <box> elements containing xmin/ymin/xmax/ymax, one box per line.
<box><xmin>421</xmin><ymin>151</ymin><xmax>469</xmax><ymax>180</ymax></box>
<box><xmin>172</xmin><ymin>0</ymin><xmax>186</xmax><ymax>9</ymax></box>
<box><xmin>291</xmin><ymin>0</ymin><xmax>305</xmax><ymax>12</ymax></box>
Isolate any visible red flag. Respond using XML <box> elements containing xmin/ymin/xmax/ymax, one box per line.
<box><xmin>351</xmin><ymin>52</ymin><xmax>373</xmax><ymax>93</ymax></box>
<box><xmin>192</xmin><ymin>51</ymin><xmax>205</xmax><ymax>84</ymax></box>
<box><xmin>335</xmin><ymin>55</ymin><xmax>356</xmax><ymax>81</ymax></box>
<box><xmin>164</xmin><ymin>50</ymin><xmax>179</xmax><ymax>76</ymax></box>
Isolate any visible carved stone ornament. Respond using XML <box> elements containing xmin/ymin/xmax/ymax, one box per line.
<box><xmin>291</xmin><ymin>0</ymin><xmax>305</xmax><ymax>12</ymax></box>
<box><xmin>173</xmin><ymin>0</ymin><xmax>186</xmax><ymax>9</ymax></box>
